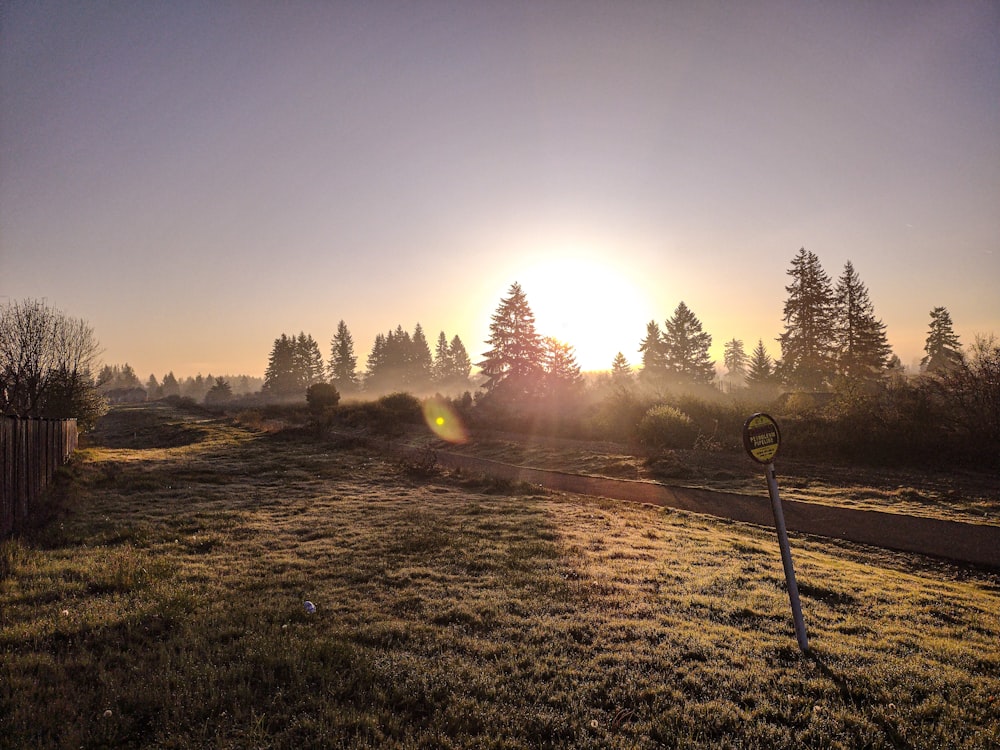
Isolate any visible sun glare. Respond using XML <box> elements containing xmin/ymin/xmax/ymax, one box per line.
<box><xmin>516</xmin><ymin>255</ymin><xmax>653</xmax><ymax>371</ymax></box>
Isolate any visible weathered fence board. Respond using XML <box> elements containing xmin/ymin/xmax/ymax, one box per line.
<box><xmin>1</xmin><ymin>416</ymin><xmax>78</xmax><ymax>537</ymax></box>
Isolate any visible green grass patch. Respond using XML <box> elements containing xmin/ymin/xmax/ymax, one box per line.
<box><xmin>1</xmin><ymin>403</ymin><xmax>998</xmax><ymax>748</ymax></box>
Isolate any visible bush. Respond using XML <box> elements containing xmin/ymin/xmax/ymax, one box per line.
<box><xmin>378</xmin><ymin>392</ymin><xmax>422</xmax><ymax>424</ymax></box>
<box><xmin>306</xmin><ymin>382</ymin><xmax>340</xmax><ymax>414</ymax></box>
<box><xmin>637</xmin><ymin>404</ymin><xmax>697</xmax><ymax>449</ymax></box>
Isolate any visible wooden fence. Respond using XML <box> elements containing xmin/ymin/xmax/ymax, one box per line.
<box><xmin>1</xmin><ymin>416</ymin><xmax>78</xmax><ymax>537</ymax></box>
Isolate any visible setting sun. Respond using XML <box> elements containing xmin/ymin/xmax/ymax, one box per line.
<box><xmin>514</xmin><ymin>255</ymin><xmax>654</xmax><ymax>372</ymax></box>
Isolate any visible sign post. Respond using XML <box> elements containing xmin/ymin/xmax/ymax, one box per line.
<box><xmin>742</xmin><ymin>413</ymin><xmax>809</xmax><ymax>653</ymax></box>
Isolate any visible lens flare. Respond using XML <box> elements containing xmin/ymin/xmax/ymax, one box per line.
<box><xmin>422</xmin><ymin>397</ymin><xmax>468</xmax><ymax>444</ymax></box>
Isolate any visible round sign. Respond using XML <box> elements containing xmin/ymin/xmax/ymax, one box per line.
<box><xmin>743</xmin><ymin>413</ymin><xmax>781</xmax><ymax>464</ymax></box>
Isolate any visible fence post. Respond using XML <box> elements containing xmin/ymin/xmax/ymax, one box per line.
<box><xmin>1</xmin><ymin>417</ymin><xmax>13</xmax><ymax>536</ymax></box>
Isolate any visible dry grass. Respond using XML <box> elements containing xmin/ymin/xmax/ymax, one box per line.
<box><xmin>1</xmin><ymin>402</ymin><xmax>998</xmax><ymax>748</ymax></box>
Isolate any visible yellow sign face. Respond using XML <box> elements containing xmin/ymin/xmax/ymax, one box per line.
<box><xmin>743</xmin><ymin>413</ymin><xmax>780</xmax><ymax>464</ymax></box>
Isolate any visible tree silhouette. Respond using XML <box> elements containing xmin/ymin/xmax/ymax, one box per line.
<box><xmin>204</xmin><ymin>377</ymin><xmax>233</xmax><ymax>405</ymax></box>
<box><xmin>778</xmin><ymin>248</ymin><xmax>835</xmax><ymax>389</ymax></box>
<box><xmin>921</xmin><ymin>306</ymin><xmax>963</xmax><ymax>374</ymax></box>
<box><xmin>611</xmin><ymin>352</ymin><xmax>633</xmax><ymax>381</ymax></box>
<box><xmin>1</xmin><ymin>299</ymin><xmax>106</xmax><ymax>429</ymax></box>
<box><xmin>294</xmin><ymin>332</ymin><xmax>325</xmax><ymax>388</ymax></box>
<box><xmin>449</xmin><ymin>336</ymin><xmax>472</xmax><ymax>383</ymax></box>
<box><xmin>663</xmin><ymin>301</ymin><xmax>715</xmax><ymax>384</ymax></box>
<box><xmin>834</xmin><ymin>261</ymin><xmax>891</xmax><ymax>381</ymax></box>
<box><xmin>328</xmin><ymin>320</ymin><xmax>358</xmax><ymax>393</ymax></box>
<box><xmin>145</xmin><ymin>374</ymin><xmax>162</xmax><ymax>400</ymax></box>
<box><xmin>479</xmin><ymin>282</ymin><xmax>544</xmax><ymax>398</ymax></box>
<box><xmin>364</xmin><ymin>333</ymin><xmax>388</xmax><ymax>391</ymax></box>
<box><xmin>723</xmin><ymin>338</ymin><xmax>748</xmax><ymax>383</ymax></box>
<box><xmin>263</xmin><ymin>332</ymin><xmax>324</xmax><ymax>400</ymax></box>
<box><xmin>433</xmin><ymin>331</ymin><xmax>452</xmax><ymax>385</ymax></box>
<box><xmin>638</xmin><ymin>320</ymin><xmax>668</xmax><ymax>385</ymax></box>
<box><xmin>745</xmin><ymin>339</ymin><xmax>776</xmax><ymax>388</ymax></box>
<box><xmin>542</xmin><ymin>337</ymin><xmax>583</xmax><ymax>395</ymax></box>
<box><xmin>433</xmin><ymin>333</ymin><xmax>472</xmax><ymax>389</ymax></box>
<box><xmin>409</xmin><ymin>323</ymin><xmax>433</xmax><ymax>389</ymax></box>
<box><xmin>161</xmin><ymin>371</ymin><xmax>180</xmax><ymax>398</ymax></box>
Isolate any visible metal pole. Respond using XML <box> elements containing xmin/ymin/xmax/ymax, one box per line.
<box><xmin>765</xmin><ymin>462</ymin><xmax>809</xmax><ymax>653</ymax></box>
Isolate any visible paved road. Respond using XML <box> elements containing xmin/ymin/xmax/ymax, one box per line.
<box><xmin>430</xmin><ymin>449</ymin><xmax>1000</xmax><ymax>570</ymax></box>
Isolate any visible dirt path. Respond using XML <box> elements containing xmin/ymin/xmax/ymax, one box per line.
<box><xmin>430</xmin><ymin>449</ymin><xmax>1000</xmax><ymax>570</ymax></box>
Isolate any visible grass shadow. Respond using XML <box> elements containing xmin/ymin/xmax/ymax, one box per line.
<box><xmin>808</xmin><ymin>651</ymin><xmax>915</xmax><ymax>750</ymax></box>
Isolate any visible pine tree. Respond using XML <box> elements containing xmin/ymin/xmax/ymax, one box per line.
<box><xmin>328</xmin><ymin>320</ymin><xmax>358</xmax><ymax>392</ymax></box>
<box><xmin>542</xmin><ymin>337</ymin><xmax>583</xmax><ymax>395</ymax></box>
<box><xmin>921</xmin><ymin>306</ymin><xmax>963</xmax><ymax>374</ymax></box>
<box><xmin>663</xmin><ymin>302</ymin><xmax>715</xmax><ymax>384</ymax></box>
<box><xmin>409</xmin><ymin>323</ymin><xmax>433</xmax><ymax>389</ymax></box>
<box><xmin>364</xmin><ymin>333</ymin><xmax>388</xmax><ymax>391</ymax></box>
<box><xmin>161</xmin><ymin>371</ymin><xmax>180</xmax><ymax>397</ymax></box>
<box><xmin>448</xmin><ymin>335</ymin><xmax>472</xmax><ymax>386</ymax></box>
<box><xmin>295</xmin><ymin>332</ymin><xmax>325</xmax><ymax>387</ymax></box>
<box><xmin>204</xmin><ymin>377</ymin><xmax>233</xmax><ymax>405</ymax></box>
<box><xmin>745</xmin><ymin>339</ymin><xmax>775</xmax><ymax>387</ymax></box>
<box><xmin>145</xmin><ymin>374</ymin><xmax>162</xmax><ymax>400</ymax></box>
<box><xmin>778</xmin><ymin>248</ymin><xmax>836</xmax><ymax>389</ymax></box>
<box><xmin>263</xmin><ymin>334</ymin><xmax>299</xmax><ymax>398</ymax></box>
<box><xmin>433</xmin><ymin>331</ymin><xmax>452</xmax><ymax>385</ymax></box>
<box><xmin>834</xmin><ymin>261</ymin><xmax>891</xmax><ymax>381</ymax></box>
<box><xmin>638</xmin><ymin>320</ymin><xmax>668</xmax><ymax>384</ymax></box>
<box><xmin>723</xmin><ymin>338</ymin><xmax>748</xmax><ymax>382</ymax></box>
<box><xmin>611</xmin><ymin>352</ymin><xmax>633</xmax><ymax>380</ymax></box>
<box><xmin>386</xmin><ymin>326</ymin><xmax>411</xmax><ymax>386</ymax></box>
<box><xmin>479</xmin><ymin>282</ymin><xmax>544</xmax><ymax>398</ymax></box>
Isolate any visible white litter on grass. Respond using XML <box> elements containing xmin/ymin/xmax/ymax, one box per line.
<box><xmin>304</xmin><ymin>600</ymin><xmax>316</xmax><ymax>614</ymax></box>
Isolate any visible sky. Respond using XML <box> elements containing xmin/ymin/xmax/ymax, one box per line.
<box><xmin>2</xmin><ymin>1</ymin><xmax>998</xmax><ymax>379</ymax></box>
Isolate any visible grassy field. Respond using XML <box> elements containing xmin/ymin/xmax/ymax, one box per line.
<box><xmin>415</xmin><ymin>433</ymin><xmax>1000</xmax><ymax>525</ymax></box>
<box><xmin>1</xmin><ymin>402</ymin><xmax>998</xmax><ymax>748</ymax></box>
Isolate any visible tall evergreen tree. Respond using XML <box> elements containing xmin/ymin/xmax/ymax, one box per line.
<box><xmin>638</xmin><ymin>320</ymin><xmax>668</xmax><ymax>384</ymax></box>
<box><xmin>723</xmin><ymin>338</ymin><xmax>748</xmax><ymax>381</ymax></box>
<box><xmin>263</xmin><ymin>334</ymin><xmax>297</xmax><ymax>397</ymax></box>
<box><xmin>834</xmin><ymin>261</ymin><xmax>891</xmax><ymax>380</ymax></box>
<box><xmin>328</xmin><ymin>320</ymin><xmax>358</xmax><ymax>392</ymax></box>
<box><xmin>611</xmin><ymin>352</ymin><xmax>633</xmax><ymax>381</ymax></box>
<box><xmin>145</xmin><ymin>374</ymin><xmax>162</xmax><ymax>400</ymax></box>
<box><xmin>921</xmin><ymin>306</ymin><xmax>963</xmax><ymax>374</ymax></box>
<box><xmin>778</xmin><ymin>248</ymin><xmax>836</xmax><ymax>388</ymax></box>
<box><xmin>745</xmin><ymin>339</ymin><xmax>776</xmax><ymax>387</ymax></box>
<box><xmin>294</xmin><ymin>332</ymin><xmax>325</xmax><ymax>387</ymax></box>
<box><xmin>479</xmin><ymin>282</ymin><xmax>544</xmax><ymax>398</ymax></box>
<box><xmin>433</xmin><ymin>332</ymin><xmax>472</xmax><ymax>389</ymax></box>
<box><xmin>161</xmin><ymin>371</ymin><xmax>180</xmax><ymax>397</ymax></box>
<box><xmin>663</xmin><ymin>301</ymin><xmax>715</xmax><ymax>384</ymax></box>
<box><xmin>263</xmin><ymin>332</ymin><xmax>323</xmax><ymax>399</ymax></box>
<box><xmin>433</xmin><ymin>331</ymin><xmax>452</xmax><ymax>384</ymax></box>
<box><xmin>542</xmin><ymin>337</ymin><xmax>583</xmax><ymax>395</ymax></box>
<box><xmin>448</xmin><ymin>335</ymin><xmax>472</xmax><ymax>386</ymax></box>
<box><xmin>409</xmin><ymin>323</ymin><xmax>433</xmax><ymax>389</ymax></box>
<box><xmin>364</xmin><ymin>333</ymin><xmax>388</xmax><ymax>391</ymax></box>
<box><xmin>204</xmin><ymin>377</ymin><xmax>233</xmax><ymax>405</ymax></box>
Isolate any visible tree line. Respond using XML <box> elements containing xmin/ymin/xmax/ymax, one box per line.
<box><xmin>478</xmin><ymin>249</ymin><xmax>966</xmax><ymax>399</ymax></box>
<box><xmin>2</xmin><ymin>245</ymin><xmax>990</xmax><ymax>461</ymax></box>
<box><xmin>260</xmin><ymin>322</ymin><xmax>473</xmax><ymax>401</ymax></box>
<box><xmin>96</xmin><ymin>364</ymin><xmax>263</xmax><ymax>405</ymax></box>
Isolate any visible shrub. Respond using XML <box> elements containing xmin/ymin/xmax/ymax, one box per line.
<box><xmin>378</xmin><ymin>392</ymin><xmax>422</xmax><ymax>424</ymax></box>
<box><xmin>637</xmin><ymin>404</ymin><xmax>697</xmax><ymax>449</ymax></box>
<box><xmin>306</xmin><ymin>382</ymin><xmax>340</xmax><ymax>414</ymax></box>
